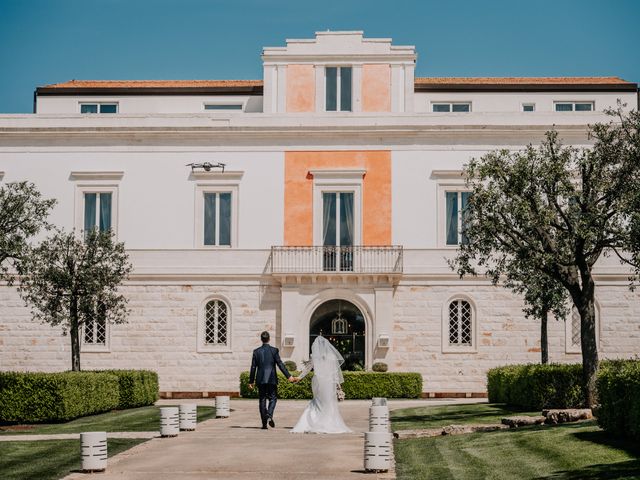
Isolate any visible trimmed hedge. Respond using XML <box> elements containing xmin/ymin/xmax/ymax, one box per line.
<box><xmin>239</xmin><ymin>371</ymin><xmax>422</xmax><ymax>399</ymax></box>
<box><xmin>596</xmin><ymin>359</ymin><xmax>640</xmax><ymax>440</ymax></box>
<box><xmin>487</xmin><ymin>363</ymin><xmax>583</xmax><ymax>409</ymax></box>
<box><xmin>95</xmin><ymin>370</ymin><xmax>159</xmax><ymax>408</ymax></box>
<box><xmin>0</xmin><ymin>371</ymin><xmax>120</xmax><ymax>423</ymax></box>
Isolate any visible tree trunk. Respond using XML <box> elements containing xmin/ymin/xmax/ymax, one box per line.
<box><xmin>541</xmin><ymin>308</ymin><xmax>549</xmax><ymax>365</ymax></box>
<box><xmin>579</xmin><ymin>296</ymin><xmax>599</xmax><ymax>408</ymax></box>
<box><xmin>70</xmin><ymin>296</ymin><xmax>81</xmax><ymax>372</ymax></box>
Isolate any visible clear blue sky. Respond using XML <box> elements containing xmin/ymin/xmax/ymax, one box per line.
<box><xmin>1</xmin><ymin>0</ymin><xmax>638</xmax><ymax>113</ymax></box>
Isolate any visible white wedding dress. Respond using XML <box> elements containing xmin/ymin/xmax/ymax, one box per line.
<box><xmin>292</xmin><ymin>336</ymin><xmax>352</xmax><ymax>434</ymax></box>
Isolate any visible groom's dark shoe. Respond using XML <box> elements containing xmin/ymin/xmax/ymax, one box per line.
<box><xmin>261</xmin><ymin>425</ymin><xmax>268</xmax><ymax>430</ymax></box>
<box><xmin>268</xmin><ymin>417</ymin><xmax>275</xmax><ymax>428</ymax></box>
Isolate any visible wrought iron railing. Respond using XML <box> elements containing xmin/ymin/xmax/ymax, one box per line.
<box><xmin>270</xmin><ymin>245</ymin><xmax>403</xmax><ymax>274</ymax></box>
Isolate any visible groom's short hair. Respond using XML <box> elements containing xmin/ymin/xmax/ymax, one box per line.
<box><xmin>260</xmin><ymin>331</ymin><xmax>270</xmax><ymax>343</ymax></box>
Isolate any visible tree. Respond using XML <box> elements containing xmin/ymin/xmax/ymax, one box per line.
<box><xmin>451</xmin><ymin>109</ymin><xmax>640</xmax><ymax>406</ymax></box>
<box><xmin>0</xmin><ymin>181</ymin><xmax>56</xmax><ymax>283</ymax></box>
<box><xmin>502</xmin><ymin>264</ymin><xmax>569</xmax><ymax>364</ymax></box>
<box><xmin>18</xmin><ymin>229</ymin><xmax>132</xmax><ymax>371</ymax></box>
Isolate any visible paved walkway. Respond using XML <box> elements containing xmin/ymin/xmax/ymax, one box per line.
<box><xmin>54</xmin><ymin>398</ymin><xmax>482</xmax><ymax>480</ymax></box>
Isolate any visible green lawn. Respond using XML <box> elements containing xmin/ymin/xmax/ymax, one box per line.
<box><xmin>392</xmin><ymin>403</ymin><xmax>640</xmax><ymax>480</ymax></box>
<box><xmin>0</xmin><ymin>438</ymin><xmax>146</xmax><ymax>480</ymax></box>
<box><xmin>0</xmin><ymin>405</ymin><xmax>216</xmax><ymax>435</ymax></box>
<box><xmin>391</xmin><ymin>402</ymin><xmax>539</xmax><ymax>431</ymax></box>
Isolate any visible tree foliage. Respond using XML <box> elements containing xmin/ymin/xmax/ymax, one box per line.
<box><xmin>451</xmin><ymin>109</ymin><xmax>640</xmax><ymax>406</ymax></box>
<box><xmin>0</xmin><ymin>181</ymin><xmax>56</xmax><ymax>283</ymax></box>
<box><xmin>501</xmin><ymin>262</ymin><xmax>569</xmax><ymax>364</ymax></box>
<box><xmin>18</xmin><ymin>229</ymin><xmax>132</xmax><ymax>371</ymax></box>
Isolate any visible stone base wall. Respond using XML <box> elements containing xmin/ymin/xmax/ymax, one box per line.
<box><xmin>0</xmin><ymin>284</ymin><xmax>281</xmax><ymax>393</ymax></box>
<box><xmin>390</xmin><ymin>284</ymin><xmax>640</xmax><ymax>393</ymax></box>
<box><xmin>1</xmin><ymin>282</ymin><xmax>639</xmax><ymax>395</ymax></box>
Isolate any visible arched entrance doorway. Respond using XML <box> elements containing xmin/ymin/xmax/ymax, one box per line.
<box><xmin>309</xmin><ymin>299</ymin><xmax>365</xmax><ymax>371</ymax></box>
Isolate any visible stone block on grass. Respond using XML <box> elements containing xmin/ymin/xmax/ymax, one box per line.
<box><xmin>543</xmin><ymin>409</ymin><xmax>592</xmax><ymax>424</ymax></box>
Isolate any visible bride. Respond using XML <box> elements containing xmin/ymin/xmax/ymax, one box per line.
<box><xmin>292</xmin><ymin>336</ymin><xmax>352</xmax><ymax>434</ymax></box>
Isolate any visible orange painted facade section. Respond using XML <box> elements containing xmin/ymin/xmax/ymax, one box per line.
<box><xmin>362</xmin><ymin>64</ymin><xmax>391</xmax><ymax>112</ymax></box>
<box><xmin>286</xmin><ymin>64</ymin><xmax>315</xmax><ymax>112</ymax></box>
<box><xmin>284</xmin><ymin>151</ymin><xmax>392</xmax><ymax>246</ymax></box>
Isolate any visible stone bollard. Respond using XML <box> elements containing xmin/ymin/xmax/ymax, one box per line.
<box><xmin>364</xmin><ymin>431</ymin><xmax>392</xmax><ymax>472</ymax></box>
<box><xmin>215</xmin><ymin>395</ymin><xmax>230</xmax><ymax>418</ymax></box>
<box><xmin>372</xmin><ymin>397</ymin><xmax>387</xmax><ymax>406</ymax></box>
<box><xmin>369</xmin><ymin>405</ymin><xmax>390</xmax><ymax>432</ymax></box>
<box><xmin>160</xmin><ymin>407</ymin><xmax>180</xmax><ymax>437</ymax></box>
<box><xmin>179</xmin><ymin>404</ymin><xmax>197</xmax><ymax>431</ymax></box>
<box><xmin>80</xmin><ymin>431</ymin><xmax>107</xmax><ymax>472</ymax></box>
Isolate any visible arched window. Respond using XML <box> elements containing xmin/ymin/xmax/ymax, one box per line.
<box><xmin>566</xmin><ymin>304</ymin><xmax>600</xmax><ymax>354</ymax></box>
<box><xmin>81</xmin><ymin>301</ymin><xmax>109</xmax><ymax>352</ymax></box>
<box><xmin>446</xmin><ymin>299</ymin><xmax>474</xmax><ymax>350</ymax></box>
<box><xmin>205</xmin><ymin>300</ymin><xmax>228</xmax><ymax>346</ymax></box>
<box><xmin>84</xmin><ymin>316</ymin><xmax>106</xmax><ymax>345</ymax></box>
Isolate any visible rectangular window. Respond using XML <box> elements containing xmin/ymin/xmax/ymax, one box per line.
<box><xmin>204</xmin><ymin>104</ymin><xmax>243</xmax><ymax>111</ymax></box>
<box><xmin>83</xmin><ymin>192</ymin><xmax>112</xmax><ymax>233</ymax></box>
<box><xmin>325</xmin><ymin>67</ymin><xmax>352</xmax><ymax>112</ymax></box>
<box><xmin>445</xmin><ymin>191</ymin><xmax>470</xmax><ymax>245</ymax></box>
<box><xmin>80</xmin><ymin>103</ymin><xmax>118</xmax><ymax>114</ymax></box>
<box><xmin>522</xmin><ymin>103</ymin><xmax>535</xmax><ymax>112</ymax></box>
<box><xmin>322</xmin><ymin>191</ymin><xmax>354</xmax><ymax>272</ymax></box>
<box><xmin>575</xmin><ymin>102</ymin><xmax>593</xmax><ymax>111</ymax></box>
<box><xmin>555</xmin><ymin>101</ymin><xmax>594</xmax><ymax>112</ymax></box>
<box><xmin>204</xmin><ymin>192</ymin><xmax>232</xmax><ymax>246</ymax></box>
<box><xmin>432</xmin><ymin>102</ymin><xmax>471</xmax><ymax>113</ymax></box>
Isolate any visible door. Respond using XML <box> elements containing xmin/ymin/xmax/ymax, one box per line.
<box><xmin>322</xmin><ymin>192</ymin><xmax>354</xmax><ymax>271</ymax></box>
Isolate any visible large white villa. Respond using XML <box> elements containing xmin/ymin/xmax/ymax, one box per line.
<box><xmin>1</xmin><ymin>31</ymin><xmax>638</xmax><ymax>397</ymax></box>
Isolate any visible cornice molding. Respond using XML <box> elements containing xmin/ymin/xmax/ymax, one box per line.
<box><xmin>309</xmin><ymin>169</ymin><xmax>366</xmax><ymax>180</ymax></box>
<box><xmin>189</xmin><ymin>170</ymin><xmax>244</xmax><ymax>181</ymax></box>
<box><xmin>430</xmin><ymin>170</ymin><xmax>467</xmax><ymax>180</ymax></box>
<box><xmin>70</xmin><ymin>171</ymin><xmax>124</xmax><ymax>181</ymax></box>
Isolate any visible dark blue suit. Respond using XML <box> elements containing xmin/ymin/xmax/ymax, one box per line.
<box><xmin>249</xmin><ymin>343</ymin><xmax>291</xmax><ymax>427</ymax></box>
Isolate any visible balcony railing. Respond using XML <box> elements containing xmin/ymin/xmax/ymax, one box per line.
<box><xmin>270</xmin><ymin>246</ymin><xmax>403</xmax><ymax>275</ymax></box>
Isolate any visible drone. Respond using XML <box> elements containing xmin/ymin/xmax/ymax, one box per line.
<box><xmin>186</xmin><ymin>162</ymin><xmax>226</xmax><ymax>173</ymax></box>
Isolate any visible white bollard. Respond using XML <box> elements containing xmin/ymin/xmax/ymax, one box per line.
<box><xmin>215</xmin><ymin>395</ymin><xmax>230</xmax><ymax>418</ymax></box>
<box><xmin>179</xmin><ymin>404</ymin><xmax>197</xmax><ymax>431</ymax></box>
<box><xmin>364</xmin><ymin>431</ymin><xmax>392</xmax><ymax>472</ymax></box>
<box><xmin>372</xmin><ymin>397</ymin><xmax>387</xmax><ymax>406</ymax></box>
<box><xmin>80</xmin><ymin>431</ymin><xmax>107</xmax><ymax>472</ymax></box>
<box><xmin>160</xmin><ymin>407</ymin><xmax>180</xmax><ymax>437</ymax></box>
<box><xmin>369</xmin><ymin>405</ymin><xmax>390</xmax><ymax>432</ymax></box>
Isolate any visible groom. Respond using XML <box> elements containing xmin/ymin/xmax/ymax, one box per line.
<box><xmin>248</xmin><ymin>331</ymin><xmax>295</xmax><ymax>429</ymax></box>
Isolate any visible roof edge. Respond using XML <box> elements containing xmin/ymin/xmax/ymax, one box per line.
<box><xmin>414</xmin><ymin>83</ymin><xmax>638</xmax><ymax>92</ymax></box>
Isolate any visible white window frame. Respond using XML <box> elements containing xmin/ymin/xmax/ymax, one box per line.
<box><xmin>81</xmin><ymin>316</ymin><xmax>110</xmax><ymax>353</ymax></box>
<box><xmin>522</xmin><ymin>103</ymin><xmax>536</xmax><ymax>112</ymax></box>
<box><xmin>310</xmin><ymin>169</ymin><xmax>364</xmax><ymax>246</ymax></box>
<box><xmin>79</xmin><ymin>102</ymin><xmax>119</xmax><ymax>114</ymax></box>
<box><xmin>443</xmin><ymin>191</ymin><xmax>470</xmax><ymax>246</ymax></box>
<box><xmin>433</xmin><ymin>171</ymin><xmax>469</xmax><ymax>248</ymax></box>
<box><xmin>442</xmin><ymin>295</ymin><xmax>477</xmax><ymax>353</ymax></box>
<box><xmin>431</xmin><ymin>102</ymin><xmax>472</xmax><ymax>113</ymax></box>
<box><xmin>554</xmin><ymin>101</ymin><xmax>595</xmax><ymax>112</ymax></box>
<box><xmin>565</xmin><ymin>302</ymin><xmax>600</xmax><ymax>354</ymax></box>
<box><xmin>203</xmin><ymin>101</ymin><xmax>245</xmax><ymax>112</ymax></box>
<box><xmin>72</xmin><ymin>172</ymin><xmax>122</xmax><ymax>238</ymax></box>
<box><xmin>193</xmin><ymin>171</ymin><xmax>242</xmax><ymax>248</ymax></box>
<box><xmin>197</xmin><ymin>295</ymin><xmax>232</xmax><ymax>353</ymax></box>
<box><xmin>324</xmin><ymin>66</ymin><xmax>353</xmax><ymax>112</ymax></box>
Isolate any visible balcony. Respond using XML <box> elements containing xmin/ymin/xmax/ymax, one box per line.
<box><xmin>270</xmin><ymin>245</ymin><xmax>403</xmax><ymax>275</ymax></box>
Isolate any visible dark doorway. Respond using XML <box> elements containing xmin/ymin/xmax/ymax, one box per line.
<box><xmin>309</xmin><ymin>299</ymin><xmax>365</xmax><ymax>370</ymax></box>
